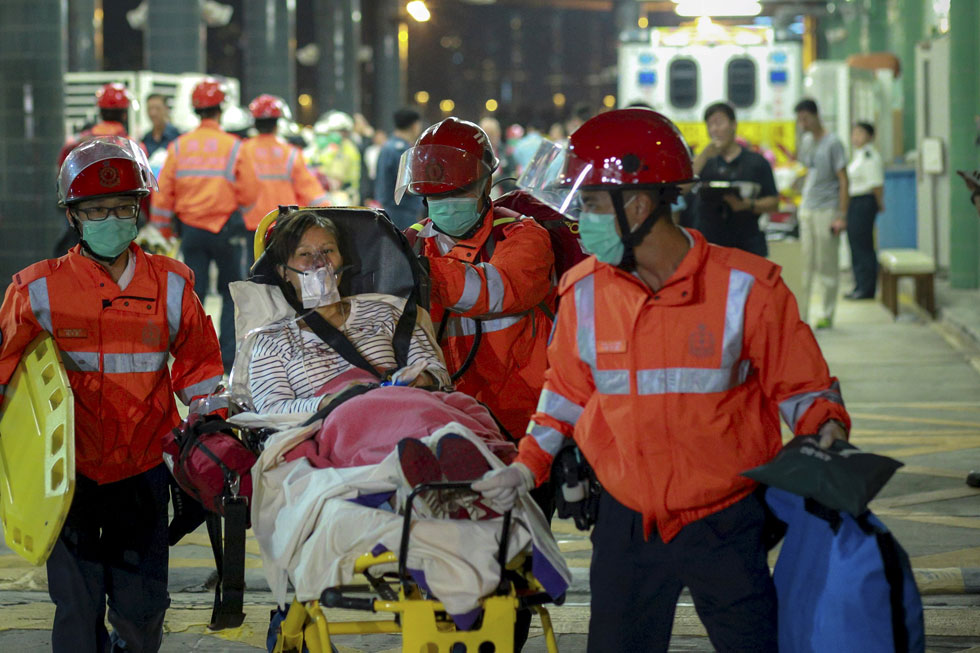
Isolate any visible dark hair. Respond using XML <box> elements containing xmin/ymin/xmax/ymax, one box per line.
<box><xmin>794</xmin><ymin>98</ymin><xmax>819</xmax><ymax>115</ymax></box>
<box><xmin>195</xmin><ymin>106</ymin><xmax>221</xmax><ymax>120</ymax></box>
<box><xmin>626</xmin><ymin>100</ymin><xmax>654</xmax><ymax>110</ymax></box>
<box><xmin>393</xmin><ymin>107</ymin><xmax>421</xmax><ymax>130</ymax></box>
<box><xmin>100</xmin><ymin>108</ymin><xmax>127</xmax><ymax>123</ymax></box>
<box><xmin>255</xmin><ymin>117</ymin><xmax>278</xmax><ymax>134</ymax></box>
<box><xmin>855</xmin><ymin>121</ymin><xmax>875</xmax><ymax>139</ymax></box>
<box><xmin>267</xmin><ymin>211</ymin><xmax>342</xmax><ymax>270</ymax></box>
<box><xmin>703</xmin><ymin>101</ymin><xmax>735</xmax><ymax>123</ymax></box>
<box><xmin>146</xmin><ymin>93</ymin><xmax>168</xmax><ymax>106</ymax></box>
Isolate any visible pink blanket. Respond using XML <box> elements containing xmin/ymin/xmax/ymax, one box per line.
<box><xmin>283</xmin><ymin>371</ymin><xmax>516</xmax><ymax>469</ymax></box>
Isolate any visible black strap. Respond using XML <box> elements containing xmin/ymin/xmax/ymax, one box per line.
<box><xmin>205</xmin><ymin>502</ymin><xmax>247</xmax><ymax>631</ymax></box>
<box><xmin>391</xmin><ymin>295</ymin><xmax>417</xmax><ymax>369</ymax></box>
<box><xmin>875</xmin><ymin>530</ymin><xmax>911</xmax><ymax>652</ymax></box>
<box><xmin>300</xmin><ymin>383</ymin><xmax>378</xmax><ymax>427</ymax></box>
<box><xmin>303</xmin><ymin>309</ymin><xmax>382</xmax><ymax>379</ymax></box>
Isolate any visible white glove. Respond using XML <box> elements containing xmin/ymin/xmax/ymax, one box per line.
<box><xmin>472</xmin><ymin>463</ymin><xmax>535</xmax><ymax>512</ymax></box>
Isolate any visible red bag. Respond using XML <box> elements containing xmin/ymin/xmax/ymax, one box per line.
<box><xmin>163</xmin><ymin>414</ymin><xmax>257</xmax><ymax>521</ymax></box>
<box><xmin>495</xmin><ymin>189</ymin><xmax>588</xmax><ymax>281</ymax></box>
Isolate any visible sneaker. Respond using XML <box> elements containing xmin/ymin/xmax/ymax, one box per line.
<box><xmin>815</xmin><ymin>317</ymin><xmax>833</xmax><ymax>329</ymax></box>
<box><xmin>397</xmin><ymin>438</ymin><xmax>457</xmax><ymax>519</ymax></box>
<box><xmin>436</xmin><ymin>434</ymin><xmax>501</xmax><ymax>520</ymax></box>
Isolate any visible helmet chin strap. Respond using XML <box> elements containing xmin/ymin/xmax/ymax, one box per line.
<box><xmin>611</xmin><ymin>189</ymin><xmax>671</xmax><ymax>272</ymax></box>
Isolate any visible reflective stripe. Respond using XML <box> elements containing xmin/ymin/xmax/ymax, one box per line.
<box><xmin>62</xmin><ymin>350</ymin><xmax>100</xmax><ymax>373</ymax></box>
<box><xmin>779</xmin><ymin>380</ymin><xmax>844</xmax><ymax>430</ymax></box>
<box><xmin>176</xmin><ymin>169</ymin><xmax>230</xmax><ymax>179</ymax></box>
<box><xmin>225</xmin><ymin>140</ymin><xmax>242</xmax><ymax>180</ymax></box>
<box><xmin>309</xmin><ymin>194</ymin><xmax>330</xmax><ymax>206</ymax></box>
<box><xmin>478</xmin><ymin>262</ymin><xmax>505</xmax><ymax>314</ymax></box>
<box><xmin>452</xmin><ymin>265</ymin><xmax>482</xmax><ymax>312</ymax></box>
<box><xmin>103</xmin><ymin>351</ymin><xmax>168</xmax><ymax>374</ymax></box>
<box><xmin>257</xmin><ymin>172</ymin><xmax>291</xmax><ymax>181</ymax></box>
<box><xmin>28</xmin><ymin>278</ymin><xmax>53</xmax><ymax>333</ymax></box>
<box><xmin>538</xmin><ymin>389</ymin><xmax>583</xmax><ymax>426</ymax></box>
<box><xmin>526</xmin><ymin>421</ymin><xmax>565</xmax><ymax>456</ymax></box>
<box><xmin>240</xmin><ymin>203</ymin><xmax>255</xmax><ymax>215</ymax></box>
<box><xmin>443</xmin><ymin>313</ymin><xmax>524</xmax><ymax>338</ymax></box>
<box><xmin>177</xmin><ymin>374</ymin><xmax>222</xmax><ymax>405</ymax></box>
<box><xmin>574</xmin><ymin>268</ymin><xmax>755</xmax><ymax>396</ymax></box>
<box><xmin>152</xmin><ymin>207</ymin><xmax>175</xmax><ymax>219</ymax></box>
<box><xmin>166</xmin><ymin>272</ymin><xmax>185</xmax><ymax>346</ymax></box>
<box><xmin>285</xmin><ymin>148</ymin><xmax>298</xmax><ymax>175</ymax></box>
<box><xmin>492</xmin><ymin>217</ymin><xmax>517</xmax><ymax>227</ymax></box>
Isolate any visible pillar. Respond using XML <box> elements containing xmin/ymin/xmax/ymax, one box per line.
<box><xmin>892</xmin><ymin>0</ymin><xmax>924</xmax><ymax>158</ymax></box>
<box><xmin>614</xmin><ymin>0</ymin><xmax>639</xmax><ymax>35</ymax></box>
<box><xmin>243</xmin><ymin>0</ymin><xmax>296</xmax><ymax>110</ymax></box>
<box><xmin>315</xmin><ymin>0</ymin><xmax>361</xmax><ymax>117</ymax></box>
<box><xmin>947</xmin><ymin>0</ymin><xmax>979</xmax><ymax>288</ymax></box>
<box><xmin>68</xmin><ymin>0</ymin><xmax>99</xmax><ymax>72</ymax></box>
<box><xmin>0</xmin><ymin>0</ymin><xmax>66</xmax><ymax>281</ymax></box>
<box><xmin>372</xmin><ymin>0</ymin><xmax>400</xmax><ymax>133</ymax></box>
<box><xmin>864</xmin><ymin>0</ymin><xmax>888</xmax><ymax>54</ymax></box>
<box><xmin>145</xmin><ymin>0</ymin><xmax>204</xmax><ymax>75</ymax></box>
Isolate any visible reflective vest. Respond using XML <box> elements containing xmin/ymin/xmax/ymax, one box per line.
<box><xmin>150</xmin><ymin>119</ymin><xmax>260</xmax><ymax>234</ymax></box>
<box><xmin>0</xmin><ymin>244</ymin><xmax>224</xmax><ymax>483</ymax></box>
<box><xmin>410</xmin><ymin>206</ymin><xmax>556</xmax><ymax>438</ymax></box>
<box><xmin>240</xmin><ymin>134</ymin><xmax>329</xmax><ymax>230</ymax></box>
<box><xmin>516</xmin><ymin>229</ymin><xmax>851</xmax><ymax>541</ymax></box>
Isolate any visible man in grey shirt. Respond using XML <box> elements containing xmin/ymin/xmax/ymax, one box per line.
<box><xmin>795</xmin><ymin>98</ymin><xmax>849</xmax><ymax>328</ymax></box>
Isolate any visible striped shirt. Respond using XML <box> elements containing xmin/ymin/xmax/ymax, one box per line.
<box><xmin>249</xmin><ymin>297</ymin><xmax>450</xmax><ymax>414</ymax></box>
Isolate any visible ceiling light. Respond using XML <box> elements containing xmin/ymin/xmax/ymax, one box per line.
<box><xmin>406</xmin><ymin>1</ymin><xmax>430</xmax><ymax>23</ymax></box>
<box><xmin>674</xmin><ymin>0</ymin><xmax>762</xmax><ymax>17</ymax></box>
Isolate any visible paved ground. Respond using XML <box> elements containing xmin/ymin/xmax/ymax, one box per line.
<box><xmin>2</xmin><ymin>277</ymin><xmax>979</xmax><ymax>651</ymax></box>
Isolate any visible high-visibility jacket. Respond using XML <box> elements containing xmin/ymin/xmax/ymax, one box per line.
<box><xmin>0</xmin><ymin>244</ymin><xmax>224</xmax><ymax>484</ymax></box>
<box><xmin>409</xmin><ymin>206</ymin><xmax>556</xmax><ymax>438</ymax></box>
<box><xmin>240</xmin><ymin>134</ymin><xmax>330</xmax><ymax>230</ymax></box>
<box><xmin>57</xmin><ymin>120</ymin><xmax>132</xmax><ymax>168</ymax></box>
<box><xmin>516</xmin><ymin>229</ymin><xmax>851</xmax><ymax>542</ymax></box>
<box><xmin>150</xmin><ymin>119</ymin><xmax>259</xmax><ymax>234</ymax></box>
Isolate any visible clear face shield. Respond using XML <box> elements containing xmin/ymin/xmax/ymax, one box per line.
<box><xmin>58</xmin><ymin>135</ymin><xmax>158</xmax><ymax>206</ymax></box>
<box><xmin>393</xmin><ymin>144</ymin><xmax>493</xmax><ymax>205</ymax></box>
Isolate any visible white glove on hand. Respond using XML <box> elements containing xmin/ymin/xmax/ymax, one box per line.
<box><xmin>472</xmin><ymin>463</ymin><xmax>535</xmax><ymax>512</ymax></box>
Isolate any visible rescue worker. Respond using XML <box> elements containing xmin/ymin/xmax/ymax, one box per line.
<box><xmin>55</xmin><ymin>83</ymin><xmax>141</xmax><ymax>256</ymax></box>
<box><xmin>473</xmin><ymin>109</ymin><xmax>851</xmax><ymax>652</ymax></box>
<box><xmin>0</xmin><ymin>136</ymin><xmax>224</xmax><ymax>652</ymax></box>
<box><xmin>150</xmin><ymin>77</ymin><xmax>260</xmax><ymax>373</ymax></box>
<box><xmin>397</xmin><ymin>117</ymin><xmax>556</xmax><ymax>442</ymax></box>
<box><xmin>240</xmin><ymin>94</ymin><xmax>329</xmax><ymax>238</ymax></box>
<box><xmin>309</xmin><ymin>110</ymin><xmax>361</xmax><ymax>202</ymax></box>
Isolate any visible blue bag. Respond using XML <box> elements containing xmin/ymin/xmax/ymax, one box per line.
<box><xmin>766</xmin><ymin>487</ymin><xmax>925</xmax><ymax>653</ymax></box>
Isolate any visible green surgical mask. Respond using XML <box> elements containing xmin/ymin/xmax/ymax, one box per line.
<box><xmin>578</xmin><ymin>212</ymin><xmax>624</xmax><ymax>265</ymax></box>
<box><xmin>81</xmin><ymin>217</ymin><xmax>138</xmax><ymax>259</ymax></box>
<box><xmin>428</xmin><ymin>197</ymin><xmax>482</xmax><ymax>237</ymax></box>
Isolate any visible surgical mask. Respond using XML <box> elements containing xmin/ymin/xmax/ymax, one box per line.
<box><xmin>428</xmin><ymin>197</ymin><xmax>482</xmax><ymax>237</ymax></box>
<box><xmin>80</xmin><ymin>217</ymin><xmax>138</xmax><ymax>259</ymax></box>
<box><xmin>577</xmin><ymin>196</ymin><xmax>637</xmax><ymax>266</ymax></box>
<box><xmin>288</xmin><ymin>264</ymin><xmax>341</xmax><ymax>309</ymax></box>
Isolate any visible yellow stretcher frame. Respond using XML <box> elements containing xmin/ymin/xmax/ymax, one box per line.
<box><xmin>0</xmin><ymin>333</ymin><xmax>75</xmax><ymax>565</ymax></box>
<box><xmin>271</xmin><ymin>551</ymin><xmax>559</xmax><ymax>653</ymax></box>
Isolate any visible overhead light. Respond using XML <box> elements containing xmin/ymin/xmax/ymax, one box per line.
<box><xmin>406</xmin><ymin>1</ymin><xmax>431</xmax><ymax>23</ymax></box>
<box><xmin>602</xmin><ymin>95</ymin><xmax>616</xmax><ymax>109</ymax></box>
<box><xmin>485</xmin><ymin>99</ymin><xmax>498</xmax><ymax>112</ymax></box>
<box><xmin>674</xmin><ymin>0</ymin><xmax>762</xmax><ymax>17</ymax></box>
<box><xmin>439</xmin><ymin>99</ymin><xmax>455</xmax><ymax>112</ymax></box>
<box><xmin>415</xmin><ymin>90</ymin><xmax>430</xmax><ymax>104</ymax></box>
<box><xmin>553</xmin><ymin>93</ymin><xmax>566</xmax><ymax>108</ymax></box>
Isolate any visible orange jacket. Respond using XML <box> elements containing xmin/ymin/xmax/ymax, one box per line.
<box><xmin>410</xmin><ymin>206</ymin><xmax>556</xmax><ymax>438</ymax></box>
<box><xmin>150</xmin><ymin>119</ymin><xmax>260</xmax><ymax>234</ymax></box>
<box><xmin>57</xmin><ymin>121</ymin><xmax>132</xmax><ymax>168</ymax></box>
<box><xmin>516</xmin><ymin>229</ymin><xmax>850</xmax><ymax>542</ymax></box>
<box><xmin>240</xmin><ymin>134</ymin><xmax>330</xmax><ymax>230</ymax></box>
<box><xmin>0</xmin><ymin>244</ymin><xmax>224</xmax><ymax>484</ymax></box>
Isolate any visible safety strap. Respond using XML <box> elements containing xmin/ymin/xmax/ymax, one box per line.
<box><xmin>390</xmin><ymin>295</ymin><xmax>417</xmax><ymax>370</ymax></box>
<box><xmin>303</xmin><ymin>310</ymin><xmax>382</xmax><ymax>379</ymax></box>
<box><xmin>205</xmin><ymin>503</ymin><xmax>247</xmax><ymax>631</ymax></box>
<box><xmin>301</xmin><ymin>382</ymin><xmax>378</xmax><ymax>427</ymax></box>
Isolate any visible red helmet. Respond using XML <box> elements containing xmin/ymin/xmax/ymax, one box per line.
<box><xmin>192</xmin><ymin>77</ymin><xmax>226</xmax><ymax>110</ymax></box>
<box><xmin>58</xmin><ymin>136</ymin><xmax>157</xmax><ymax>207</ymax></box>
<box><xmin>96</xmin><ymin>83</ymin><xmax>132</xmax><ymax>110</ymax></box>
<box><xmin>561</xmin><ymin>108</ymin><xmax>695</xmax><ymax>189</ymax></box>
<box><xmin>394</xmin><ymin>117</ymin><xmax>499</xmax><ymax>203</ymax></box>
<box><xmin>249</xmin><ymin>94</ymin><xmax>284</xmax><ymax>119</ymax></box>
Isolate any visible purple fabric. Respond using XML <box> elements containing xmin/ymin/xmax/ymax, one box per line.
<box><xmin>348</xmin><ymin>491</ymin><xmax>395</xmax><ymax>509</ymax></box>
<box><xmin>532</xmin><ymin>545</ymin><xmax>569</xmax><ymax>601</ymax></box>
<box><xmin>408</xmin><ymin>566</ymin><xmax>485</xmax><ymax>630</ymax></box>
<box><xmin>370</xmin><ymin>543</ymin><xmax>389</xmax><ymax>557</ymax></box>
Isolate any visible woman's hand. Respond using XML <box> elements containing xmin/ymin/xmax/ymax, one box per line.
<box><xmin>409</xmin><ymin>370</ymin><xmax>436</xmax><ymax>388</ymax></box>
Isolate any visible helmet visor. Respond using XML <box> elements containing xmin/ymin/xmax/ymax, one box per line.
<box><xmin>58</xmin><ymin>136</ymin><xmax>158</xmax><ymax>205</ymax></box>
<box><xmin>394</xmin><ymin>144</ymin><xmax>493</xmax><ymax>204</ymax></box>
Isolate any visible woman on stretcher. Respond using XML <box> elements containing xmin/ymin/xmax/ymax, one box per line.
<box><xmin>236</xmin><ymin>210</ymin><xmax>516</xmax><ymax>510</ymax></box>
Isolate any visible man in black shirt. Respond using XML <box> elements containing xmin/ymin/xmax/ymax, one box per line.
<box><xmin>685</xmin><ymin>102</ymin><xmax>779</xmax><ymax>257</ymax></box>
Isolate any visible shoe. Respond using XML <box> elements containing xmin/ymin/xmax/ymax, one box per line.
<box><xmin>967</xmin><ymin>471</ymin><xmax>980</xmax><ymax>488</ymax></box>
<box><xmin>436</xmin><ymin>433</ymin><xmax>501</xmax><ymax>520</ymax></box>
<box><xmin>815</xmin><ymin>318</ymin><xmax>833</xmax><ymax>329</ymax></box>
<box><xmin>845</xmin><ymin>290</ymin><xmax>875</xmax><ymax>300</ymax></box>
<box><xmin>397</xmin><ymin>439</ymin><xmax>454</xmax><ymax>519</ymax></box>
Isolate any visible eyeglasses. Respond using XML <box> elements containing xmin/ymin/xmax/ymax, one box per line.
<box><xmin>72</xmin><ymin>204</ymin><xmax>140</xmax><ymax>221</ymax></box>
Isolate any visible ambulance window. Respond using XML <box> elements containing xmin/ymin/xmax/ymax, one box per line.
<box><xmin>669</xmin><ymin>59</ymin><xmax>699</xmax><ymax>109</ymax></box>
<box><xmin>727</xmin><ymin>58</ymin><xmax>757</xmax><ymax>108</ymax></box>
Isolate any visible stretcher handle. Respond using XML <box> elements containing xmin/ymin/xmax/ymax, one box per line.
<box><xmin>321</xmin><ymin>588</ymin><xmax>376</xmax><ymax>612</ymax></box>
<box><xmin>398</xmin><ymin>481</ymin><xmax>513</xmax><ymax>598</ymax></box>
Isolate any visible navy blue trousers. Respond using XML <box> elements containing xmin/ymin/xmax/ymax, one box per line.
<box><xmin>847</xmin><ymin>194</ymin><xmax>879</xmax><ymax>298</ymax></box>
<box><xmin>180</xmin><ymin>221</ymin><xmax>248</xmax><ymax>373</ymax></box>
<box><xmin>587</xmin><ymin>491</ymin><xmax>778</xmax><ymax>653</ymax></box>
<box><xmin>46</xmin><ymin>465</ymin><xmax>171</xmax><ymax>653</ymax></box>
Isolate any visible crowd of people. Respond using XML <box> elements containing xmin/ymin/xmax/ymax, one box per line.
<box><xmin>2</xmin><ymin>77</ymin><xmax>907</xmax><ymax>652</ymax></box>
